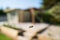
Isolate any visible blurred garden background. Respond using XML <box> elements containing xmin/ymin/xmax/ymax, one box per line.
<box><xmin>0</xmin><ymin>0</ymin><xmax>60</xmax><ymax>40</ymax></box>
<box><xmin>0</xmin><ymin>0</ymin><xmax>60</xmax><ymax>25</ymax></box>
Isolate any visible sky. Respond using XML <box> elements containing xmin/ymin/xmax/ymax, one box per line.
<box><xmin>0</xmin><ymin>0</ymin><xmax>43</xmax><ymax>9</ymax></box>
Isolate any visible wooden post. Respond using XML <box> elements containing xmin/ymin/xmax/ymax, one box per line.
<box><xmin>30</xmin><ymin>8</ymin><xmax>35</xmax><ymax>24</ymax></box>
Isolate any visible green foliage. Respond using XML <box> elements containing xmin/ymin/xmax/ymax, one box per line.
<box><xmin>44</xmin><ymin>12</ymin><xmax>60</xmax><ymax>25</ymax></box>
<box><xmin>0</xmin><ymin>33</ymin><xmax>12</xmax><ymax>40</ymax></box>
<box><xmin>47</xmin><ymin>2</ymin><xmax>60</xmax><ymax>25</ymax></box>
<box><xmin>35</xmin><ymin>2</ymin><xmax>60</xmax><ymax>25</ymax></box>
<box><xmin>43</xmin><ymin>0</ymin><xmax>59</xmax><ymax>9</ymax></box>
<box><xmin>0</xmin><ymin>9</ymin><xmax>6</xmax><ymax>16</ymax></box>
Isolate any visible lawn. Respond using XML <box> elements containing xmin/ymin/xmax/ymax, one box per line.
<box><xmin>0</xmin><ymin>33</ymin><xmax>12</xmax><ymax>40</ymax></box>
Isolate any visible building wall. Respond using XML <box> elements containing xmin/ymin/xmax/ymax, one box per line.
<box><xmin>23</xmin><ymin>12</ymin><xmax>32</xmax><ymax>22</ymax></box>
<box><xmin>7</xmin><ymin>12</ymin><xmax>19</xmax><ymax>24</ymax></box>
<box><xmin>19</xmin><ymin>11</ymin><xmax>32</xmax><ymax>22</ymax></box>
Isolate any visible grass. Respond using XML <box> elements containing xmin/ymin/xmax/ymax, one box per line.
<box><xmin>0</xmin><ymin>33</ymin><xmax>12</xmax><ymax>40</ymax></box>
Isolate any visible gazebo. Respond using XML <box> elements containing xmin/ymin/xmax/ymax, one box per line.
<box><xmin>4</xmin><ymin>8</ymin><xmax>35</xmax><ymax>25</ymax></box>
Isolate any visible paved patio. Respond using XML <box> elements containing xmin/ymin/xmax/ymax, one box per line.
<box><xmin>0</xmin><ymin>23</ymin><xmax>60</xmax><ymax>40</ymax></box>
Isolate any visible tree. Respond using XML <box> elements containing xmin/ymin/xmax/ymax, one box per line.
<box><xmin>43</xmin><ymin>0</ymin><xmax>60</xmax><ymax>9</ymax></box>
<box><xmin>0</xmin><ymin>9</ymin><xmax>6</xmax><ymax>16</ymax></box>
